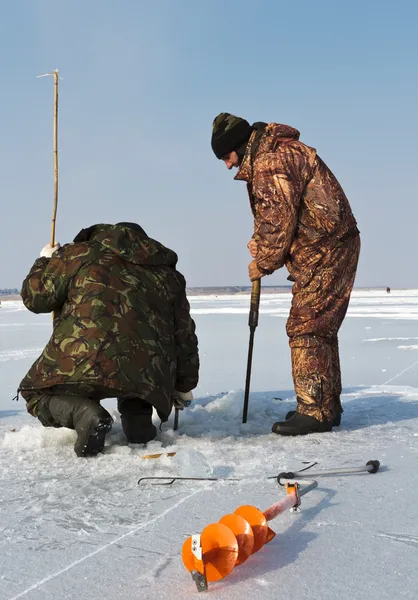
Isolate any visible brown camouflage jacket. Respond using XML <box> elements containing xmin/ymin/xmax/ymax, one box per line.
<box><xmin>19</xmin><ymin>224</ymin><xmax>199</xmax><ymax>420</ymax></box>
<box><xmin>235</xmin><ymin>123</ymin><xmax>359</xmax><ymax>286</ymax></box>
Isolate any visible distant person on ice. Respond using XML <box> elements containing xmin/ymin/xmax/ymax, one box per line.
<box><xmin>211</xmin><ymin>113</ymin><xmax>360</xmax><ymax>436</ymax></box>
<box><xmin>18</xmin><ymin>222</ymin><xmax>199</xmax><ymax>457</ymax></box>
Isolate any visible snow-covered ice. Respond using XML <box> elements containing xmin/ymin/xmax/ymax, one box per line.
<box><xmin>1</xmin><ymin>290</ymin><xmax>418</xmax><ymax>600</ymax></box>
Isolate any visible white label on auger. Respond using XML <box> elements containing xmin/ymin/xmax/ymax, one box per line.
<box><xmin>191</xmin><ymin>534</ymin><xmax>202</xmax><ymax>560</ymax></box>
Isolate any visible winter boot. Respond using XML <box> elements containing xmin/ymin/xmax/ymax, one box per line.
<box><xmin>48</xmin><ymin>395</ymin><xmax>113</xmax><ymax>457</ymax></box>
<box><xmin>36</xmin><ymin>395</ymin><xmax>63</xmax><ymax>428</ymax></box>
<box><xmin>117</xmin><ymin>397</ymin><xmax>157</xmax><ymax>444</ymax></box>
<box><xmin>285</xmin><ymin>409</ymin><xmax>341</xmax><ymax>427</ymax></box>
<box><xmin>272</xmin><ymin>413</ymin><xmax>333</xmax><ymax>436</ymax></box>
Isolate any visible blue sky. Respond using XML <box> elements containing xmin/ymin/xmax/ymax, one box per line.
<box><xmin>1</xmin><ymin>0</ymin><xmax>417</xmax><ymax>287</ymax></box>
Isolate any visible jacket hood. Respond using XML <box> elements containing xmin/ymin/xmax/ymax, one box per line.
<box><xmin>73</xmin><ymin>223</ymin><xmax>178</xmax><ymax>267</ymax></box>
<box><xmin>235</xmin><ymin>122</ymin><xmax>301</xmax><ymax>183</ymax></box>
<box><xmin>265</xmin><ymin>122</ymin><xmax>300</xmax><ymax>140</ymax></box>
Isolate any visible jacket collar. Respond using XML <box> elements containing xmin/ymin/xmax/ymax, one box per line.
<box><xmin>234</xmin><ymin>129</ymin><xmax>257</xmax><ymax>183</ymax></box>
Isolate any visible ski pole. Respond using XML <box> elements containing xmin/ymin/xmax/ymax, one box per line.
<box><xmin>242</xmin><ymin>279</ymin><xmax>261</xmax><ymax>423</ymax></box>
<box><xmin>276</xmin><ymin>459</ymin><xmax>380</xmax><ymax>484</ymax></box>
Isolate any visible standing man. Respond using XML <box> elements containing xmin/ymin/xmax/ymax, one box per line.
<box><xmin>19</xmin><ymin>222</ymin><xmax>199</xmax><ymax>456</ymax></box>
<box><xmin>211</xmin><ymin>113</ymin><xmax>360</xmax><ymax>435</ymax></box>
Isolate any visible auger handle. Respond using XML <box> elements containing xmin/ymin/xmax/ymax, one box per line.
<box><xmin>277</xmin><ymin>460</ymin><xmax>381</xmax><ymax>485</ymax></box>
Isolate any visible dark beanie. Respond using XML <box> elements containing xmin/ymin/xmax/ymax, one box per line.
<box><xmin>211</xmin><ymin>113</ymin><xmax>254</xmax><ymax>159</ymax></box>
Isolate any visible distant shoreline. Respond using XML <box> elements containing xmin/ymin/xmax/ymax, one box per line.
<box><xmin>186</xmin><ymin>286</ymin><xmax>403</xmax><ymax>296</ymax></box>
<box><xmin>186</xmin><ymin>286</ymin><xmax>293</xmax><ymax>296</ymax></box>
<box><xmin>0</xmin><ymin>295</ymin><xmax>21</xmax><ymax>301</ymax></box>
<box><xmin>0</xmin><ymin>286</ymin><xmax>408</xmax><ymax>302</ymax></box>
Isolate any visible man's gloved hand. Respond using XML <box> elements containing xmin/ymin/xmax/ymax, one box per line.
<box><xmin>248</xmin><ymin>260</ymin><xmax>264</xmax><ymax>282</ymax></box>
<box><xmin>247</xmin><ymin>238</ymin><xmax>258</xmax><ymax>258</ymax></box>
<box><xmin>172</xmin><ymin>390</ymin><xmax>193</xmax><ymax>410</ymax></box>
<box><xmin>40</xmin><ymin>243</ymin><xmax>60</xmax><ymax>258</ymax></box>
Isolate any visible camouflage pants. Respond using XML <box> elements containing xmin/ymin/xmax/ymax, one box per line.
<box><xmin>20</xmin><ymin>384</ymin><xmax>112</xmax><ymax>418</ymax></box>
<box><xmin>21</xmin><ymin>386</ymin><xmax>153</xmax><ymax>425</ymax></box>
<box><xmin>286</xmin><ymin>235</ymin><xmax>360</xmax><ymax>422</ymax></box>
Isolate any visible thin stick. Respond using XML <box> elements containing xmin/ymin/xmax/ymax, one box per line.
<box><xmin>37</xmin><ymin>70</ymin><xmax>60</xmax><ymax>321</ymax></box>
<box><xmin>37</xmin><ymin>70</ymin><xmax>60</xmax><ymax>247</ymax></box>
<box><xmin>51</xmin><ymin>69</ymin><xmax>59</xmax><ymax>247</ymax></box>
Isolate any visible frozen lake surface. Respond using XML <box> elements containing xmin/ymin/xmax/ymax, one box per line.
<box><xmin>1</xmin><ymin>289</ymin><xmax>417</xmax><ymax>600</ymax></box>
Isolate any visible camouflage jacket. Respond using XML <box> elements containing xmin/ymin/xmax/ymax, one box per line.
<box><xmin>235</xmin><ymin>123</ymin><xmax>359</xmax><ymax>286</ymax></box>
<box><xmin>19</xmin><ymin>224</ymin><xmax>199</xmax><ymax>420</ymax></box>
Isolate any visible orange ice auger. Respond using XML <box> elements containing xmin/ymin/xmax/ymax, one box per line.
<box><xmin>137</xmin><ymin>460</ymin><xmax>381</xmax><ymax>591</ymax></box>
<box><xmin>182</xmin><ymin>478</ymin><xmax>318</xmax><ymax>592</ymax></box>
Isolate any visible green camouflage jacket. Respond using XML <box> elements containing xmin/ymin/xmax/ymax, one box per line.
<box><xmin>235</xmin><ymin>123</ymin><xmax>359</xmax><ymax>286</ymax></box>
<box><xmin>19</xmin><ymin>224</ymin><xmax>199</xmax><ymax>420</ymax></box>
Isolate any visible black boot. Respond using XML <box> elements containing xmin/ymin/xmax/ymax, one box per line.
<box><xmin>272</xmin><ymin>413</ymin><xmax>333</xmax><ymax>436</ymax></box>
<box><xmin>118</xmin><ymin>397</ymin><xmax>157</xmax><ymax>444</ymax></box>
<box><xmin>285</xmin><ymin>409</ymin><xmax>341</xmax><ymax>427</ymax></box>
<box><xmin>48</xmin><ymin>396</ymin><xmax>113</xmax><ymax>457</ymax></box>
<box><xmin>36</xmin><ymin>395</ymin><xmax>63</xmax><ymax>428</ymax></box>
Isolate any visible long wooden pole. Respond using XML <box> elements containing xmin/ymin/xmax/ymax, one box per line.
<box><xmin>51</xmin><ymin>69</ymin><xmax>59</xmax><ymax>247</ymax></box>
<box><xmin>37</xmin><ymin>70</ymin><xmax>60</xmax><ymax>321</ymax></box>
<box><xmin>37</xmin><ymin>69</ymin><xmax>60</xmax><ymax>247</ymax></box>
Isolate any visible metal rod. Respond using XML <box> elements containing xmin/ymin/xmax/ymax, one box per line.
<box><xmin>298</xmin><ymin>480</ymin><xmax>319</xmax><ymax>497</ymax></box>
<box><xmin>263</xmin><ymin>493</ymin><xmax>297</xmax><ymax>520</ymax></box>
<box><xmin>242</xmin><ymin>329</ymin><xmax>255</xmax><ymax>424</ymax></box>
<box><xmin>263</xmin><ymin>479</ymin><xmax>318</xmax><ymax>520</ymax></box>
<box><xmin>277</xmin><ymin>460</ymin><xmax>380</xmax><ymax>484</ymax></box>
<box><xmin>173</xmin><ymin>407</ymin><xmax>179</xmax><ymax>431</ymax></box>
<box><xmin>138</xmin><ymin>476</ymin><xmax>240</xmax><ymax>486</ymax></box>
<box><xmin>242</xmin><ymin>279</ymin><xmax>261</xmax><ymax>423</ymax></box>
<box><xmin>292</xmin><ymin>463</ymin><xmax>379</xmax><ymax>478</ymax></box>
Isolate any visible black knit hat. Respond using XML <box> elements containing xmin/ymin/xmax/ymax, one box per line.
<box><xmin>211</xmin><ymin>113</ymin><xmax>254</xmax><ymax>159</ymax></box>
